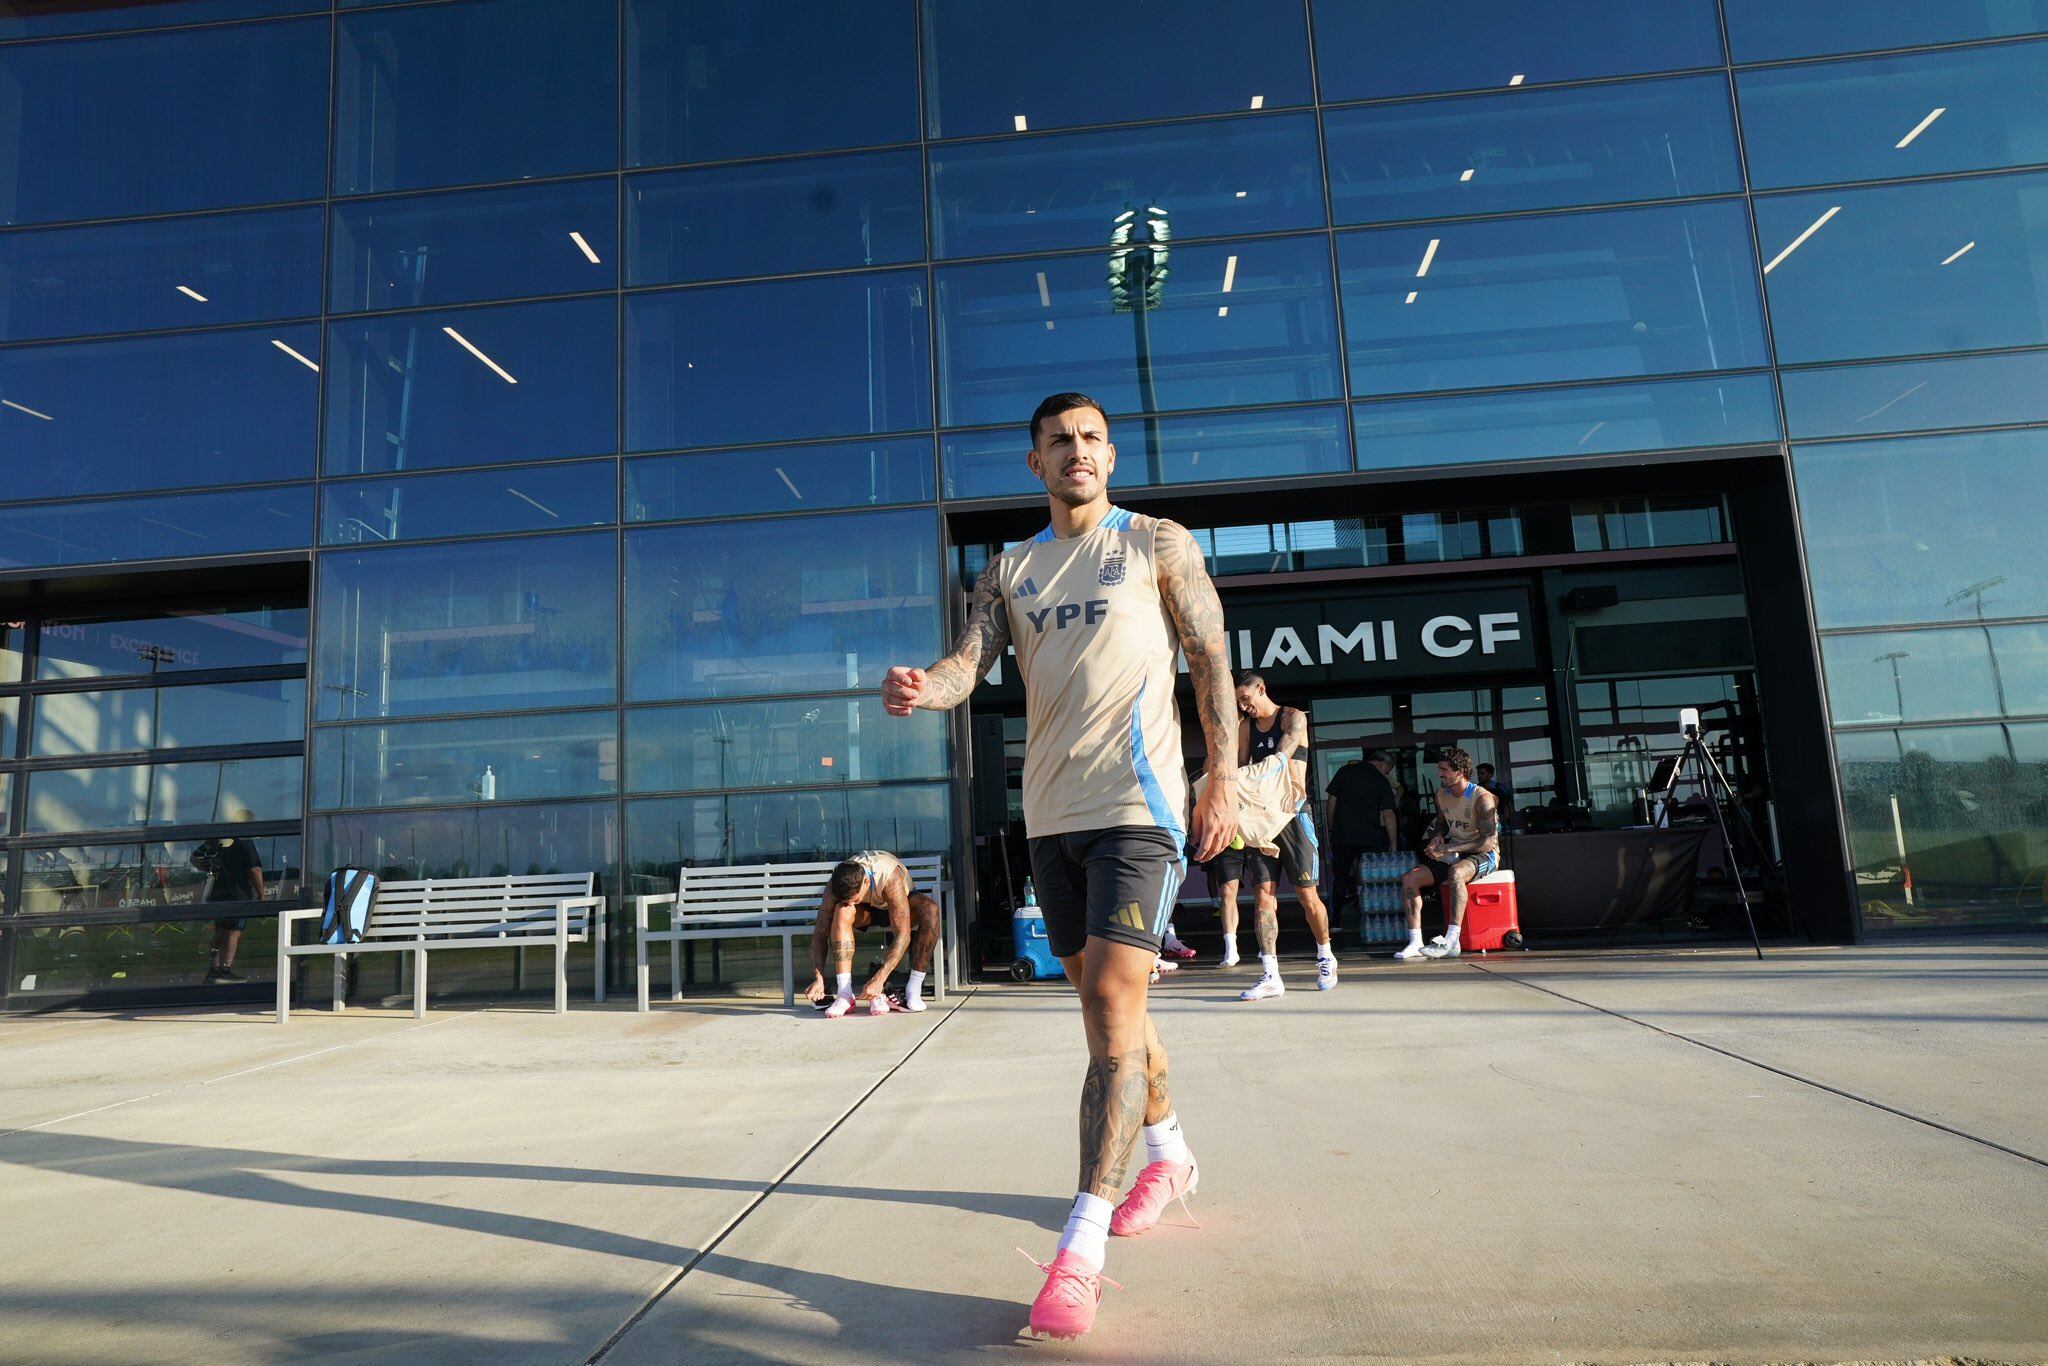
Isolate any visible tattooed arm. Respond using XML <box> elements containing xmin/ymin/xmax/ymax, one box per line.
<box><xmin>882</xmin><ymin>559</ymin><xmax>1010</xmax><ymax>716</ymax></box>
<box><xmin>1155</xmin><ymin>519</ymin><xmax>1239</xmax><ymax>863</ymax></box>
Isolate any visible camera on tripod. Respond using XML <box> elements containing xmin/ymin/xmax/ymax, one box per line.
<box><xmin>1678</xmin><ymin>706</ymin><xmax>1700</xmax><ymax>741</ymax></box>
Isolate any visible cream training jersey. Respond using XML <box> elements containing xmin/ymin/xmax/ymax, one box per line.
<box><xmin>991</xmin><ymin>507</ymin><xmax>1188</xmax><ymax>844</ymax></box>
<box><xmin>850</xmin><ymin>850</ymin><xmax>909</xmax><ymax>905</ymax></box>
<box><xmin>1434</xmin><ymin>781</ymin><xmax>1498</xmax><ymax>854</ymax></box>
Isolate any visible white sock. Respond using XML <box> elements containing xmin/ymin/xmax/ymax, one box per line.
<box><xmin>1057</xmin><ymin>1192</ymin><xmax>1113</xmax><ymax>1270</ymax></box>
<box><xmin>834</xmin><ymin>973</ymin><xmax>853</xmax><ymax>998</ymax></box>
<box><xmin>905</xmin><ymin>970</ymin><xmax>925</xmax><ymax>999</ymax></box>
<box><xmin>1222</xmin><ymin>935</ymin><xmax>1237</xmax><ymax>955</ymax></box>
<box><xmin>1259</xmin><ymin>953</ymin><xmax>1279</xmax><ymax>977</ymax></box>
<box><xmin>1143</xmin><ymin>1112</ymin><xmax>1191</xmax><ymax>1167</ymax></box>
<box><xmin>1316</xmin><ymin>941</ymin><xmax>1336</xmax><ymax>963</ymax></box>
<box><xmin>1444</xmin><ymin>924</ymin><xmax>1461</xmax><ymax>943</ymax></box>
<box><xmin>1405</xmin><ymin>928</ymin><xmax>1423</xmax><ymax>948</ymax></box>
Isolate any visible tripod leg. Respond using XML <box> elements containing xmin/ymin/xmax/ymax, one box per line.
<box><xmin>1700</xmin><ymin>745</ymin><xmax>1805</xmax><ymax>943</ymax></box>
<box><xmin>1695</xmin><ymin>742</ymin><xmax>1764</xmax><ymax>960</ymax></box>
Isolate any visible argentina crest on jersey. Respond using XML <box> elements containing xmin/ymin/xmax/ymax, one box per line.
<box><xmin>1098</xmin><ymin>540</ymin><xmax>1127</xmax><ymax>586</ymax></box>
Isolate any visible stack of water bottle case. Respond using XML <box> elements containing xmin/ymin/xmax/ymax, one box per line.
<box><xmin>1353</xmin><ymin>853</ymin><xmax>1414</xmax><ymax>946</ymax></box>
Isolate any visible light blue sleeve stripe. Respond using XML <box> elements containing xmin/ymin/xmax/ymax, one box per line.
<box><xmin>1128</xmin><ymin>681</ymin><xmax>1187</xmax><ymax>853</ymax></box>
<box><xmin>1151</xmin><ymin>858</ymin><xmax>1184</xmax><ymax>938</ymax></box>
<box><xmin>1034</xmin><ymin>524</ymin><xmax>1057</xmax><ymax>543</ymax></box>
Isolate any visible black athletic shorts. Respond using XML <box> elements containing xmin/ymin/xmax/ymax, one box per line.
<box><xmin>1027</xmin><ymin>826</ymin><xmax>1186</xmax><ymax>959</ymax></box>
<box><xmin>1418</xmin><ymin>849</ymin><xmax>1499</xmax><ymax>887</ymax></box>
<box><xmin>1204</xmin><ymin>810</ymin><xmax>1320</xmax><ymax>889</ymax></box>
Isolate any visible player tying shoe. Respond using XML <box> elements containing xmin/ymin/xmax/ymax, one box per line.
<box><xmin>1395</xmin><ymin>747</ymin><xmax>1500</xmax><ymax>960</ymax></box>
<box><xmin>802</xmin><ymin>850</ymin><xmax>941</xmax><ymax>1016</ymax></box>
<box><xmin>883</xmin><ymin>393</ymin><xmax>1237</xmax><ymax>1340</ymax></box>
<box><xmin>1232</xmin><ymin>673</ymin><xmax>1338</xmax><ymax>1000</ymax></box>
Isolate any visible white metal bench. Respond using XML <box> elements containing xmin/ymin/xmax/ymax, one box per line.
<box><xmin>275</xmin><ymin>872</ymin><xmax>605</xmax><ymax>1023</ymax></box>
<box><xmin>633</xmin><ymin>856</ymin><xmax>951</xmax><ymax>1011</ymax></box>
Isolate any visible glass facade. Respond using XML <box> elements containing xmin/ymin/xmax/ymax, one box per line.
<box><xmin>4</xmin><ymin>0</ymin><xmax>2046</xmax><ymax>1000</ymax></box>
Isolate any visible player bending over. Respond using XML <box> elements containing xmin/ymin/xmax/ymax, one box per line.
<box><xmin>803</xmin><ymin>850</ymin><xmax>941</xmax><ymax>1016</ymax></box>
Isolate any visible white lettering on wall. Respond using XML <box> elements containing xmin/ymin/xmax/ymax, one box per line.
<box><xmin>1260</xmin><ymin>626</ymin><xmax>1313</xmax><ymax>668</ymax></box>
<box><xmin>1381</xmin><ymin>620</ymin><xmax>1398</xmax><ymax>660</ymax></box>
<box><xmin>1479</xmin><ymin>612</ymin><xmax>1522</xmax><ymax>654</ymax></box>
<box><xmin>1317</xmin><ymin>621</ymin><xmax>1377</xmax><ymax>665</ymax></box>
<box><xmin>1422</xmin><ymin>615</ymin><xmax>1475</xmax><ymax>657</ymax></box>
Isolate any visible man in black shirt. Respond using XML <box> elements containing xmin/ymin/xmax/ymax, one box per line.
<box><xmin>1325</xmin><ymin>750</ymin><xmax>1399</xmax><ymax>923</ymax></box>
<box><xmin>198</xmin><ymin>810</ymin><xmax>267</xmax><ymax>984</ymax></box>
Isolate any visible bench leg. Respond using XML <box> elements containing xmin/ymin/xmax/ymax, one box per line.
<box><xmin>414</xmin><ymin>947</ymin><xmax>428</xmax><ymax>1019</ymax></box>
<box><xmin>636</xmin><ymin>934</ymin><xmax>650</xmax><ymax>1013</ymax></box>
<box><xmin>594</xmin><ymin>914</ymin><xmax>606</xmax><ymax>1005</ymax></box>
<box><xmin>555</xmin><ymin>939</ymin><xmax>568</xmax><ymax>1015</ymax></box>
<box><xmin>276</xmin><ymin>936</ymin><xmax>290</xmax><ymax>1025</ymax></box>
<box><xmin>515</xmin><ymin>945</ymin><xmax>526</xmax><ymax>992</ymax></box>
<box><xmin>332</xmin><ymin>954</ymin><xmax>346</xmax><ymax>1013</ymax></box>
<box><xmin>782</xmin><ymin>934</ymin><xmax>795</xmax><ymax>1008</ymax></box>
<box><xmin>670</xmin><ymin>940</ymin><xmax>682</xmax><ymax>1003</ymax></box>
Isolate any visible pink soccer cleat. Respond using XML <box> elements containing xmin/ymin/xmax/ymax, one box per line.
<box><xmin>823</xmin><ymin>995</ymin><xmax>853</xmax><ymax>1018</ymax></box>
<box><xmin>1110</xmin><ymin>1158</ymin><xmax>1200</xmax><ymax>1237</ymax></box>
<box><xmin>1021</xmin><ymin>1248</ymin><xmax>1119</xmax><ymax>1340</ymax></box>
<box><xmin>866</xmin><ymin>994</ymin><xmax>891</xmax><ymax>1016</ymax></box>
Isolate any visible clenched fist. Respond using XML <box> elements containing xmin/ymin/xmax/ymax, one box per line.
<box><xmin>881</xmin><ymin>666</ymin><xmax>926</xmax><ymax>717</ymax></box>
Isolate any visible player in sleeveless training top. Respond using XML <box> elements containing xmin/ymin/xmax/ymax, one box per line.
<box><xmin>1230</xmin><ymin>672</ymin><xmax>1339</xmax><ymax>1000</ymax></box>
<box><xmin>803</xmin><ymin>850</ymin><xmax>942</xmax><ymax>1016</ymax></box>
<box><xmin>1397</xmin><ymin>747</ymin><xmax>1500</xmax><ymax>960</ymax></box>
<box><xmin>882</xmin><ymin>393</ymin><xmax>1238</xmax><ymax>1340</ymax></box>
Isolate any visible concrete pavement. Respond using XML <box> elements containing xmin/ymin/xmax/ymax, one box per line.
<box><xmin>0</xmin><ymin>940</ymin><xmax>2043</xmax><ymax>1363</ymax></box>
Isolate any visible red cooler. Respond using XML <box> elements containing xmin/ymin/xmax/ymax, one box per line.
<box><xmin>1447</xmin><ymin>869</ymin><xmax>1521</xmax><ymax>952</ymax></box>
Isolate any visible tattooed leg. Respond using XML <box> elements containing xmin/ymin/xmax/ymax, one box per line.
<box><xmin>1075</xmin><ymin>938</ymin><xmax>1156</xmax><ymax>1201</ymax></box>
<box><xmin>1254</xmin><ymin>886</ymin><xmax>1280</xmax><ymax>957</ymax></box>
<box><xmin>1142</xmin><ymin>1012</ymin><xmax>1171</xmax><ymax>1126</ymax></box>
<box><xmin>907</xmin><ymin>893</ymin><xmax>941</xmax><ymax>973</ymax></box>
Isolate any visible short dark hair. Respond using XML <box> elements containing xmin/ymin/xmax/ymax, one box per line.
<box><xmin>1029</xmin><ymin>392</ymin><xmax>1107</xmax><ymax>443</ymax></box>
<box><xmin>1476</xmin><ymin>762</ymin><xmax>1495</xmax><ymax>776</ymax></box>
<box><xmin>1364</xmin><ymin>748</ymin><xmax>1391</xmax><ymax>765</ymax></box>
<box><xmin>828</xmin><ymin>861</ymin><xmax>866</xmax><ymax>903</ymax></box>
<box><xmin>1234</xmin><ymin>670</ymin><xmax>1266</xmax><ymax>691</ymax></box>
<box><xmin>1437</xmin><ymin>747</ymin><xmax>1475</xmax><ymax>779</ymax></box>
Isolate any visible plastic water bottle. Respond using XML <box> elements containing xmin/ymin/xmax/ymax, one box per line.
<box><xmin>1023</xmin><ymin>878</ymin><xmax>1037</xmax><ymax>909</ymax></box>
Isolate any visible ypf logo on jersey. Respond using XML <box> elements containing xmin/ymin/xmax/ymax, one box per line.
<box><xmin>1098</xmin><ymin>546</ymin><xmax>1127</xmax><ymax>586</ymax></box>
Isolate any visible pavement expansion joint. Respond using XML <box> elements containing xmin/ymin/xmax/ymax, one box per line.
<box><xmin>583</xmin><ymin>987</ymin><xmax>979</xmax><ymax>1364</ymax></box>
<box><xmin>1470</xmin><ymin>963</ymin><xmax>2048</xmax><ymax>1172</ymax></box>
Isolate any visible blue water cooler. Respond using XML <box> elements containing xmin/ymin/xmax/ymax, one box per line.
<box><xmin>1010</xmin><ymin>881</ymin><xmax>1064</xmax><ymax>982</ymax></box>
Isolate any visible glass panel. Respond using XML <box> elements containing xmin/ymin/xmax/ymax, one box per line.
<box><xmin>25</xmin><ymin>756</ymin><xmax>302</xmax><ymax>834</ymax></box>
<box><xmin>0</xmin><ymin>206</ymin><xmax>323</xmax><ymax>344</ymax></box>
<box><xmin>627</xmin><ymin>0</ymin><xmax>917</xmax><ymax>166</ymax></box>
<box><xmin>312</xmin><ymin>710</ymin><xmax>618</xmax><ymax>810</ymax></box>
<box><xmin>310</xmin><ymin>799</ymin><xmax>617</xmax><ymax>885</ymax></box>
<box><xmin>1570</xmin><ymin>496</ymin><xmax>1729</xmax><ymax>552</ymax></box>
<box><xmin>1353</xmin><ymin>374</ymin><xmax>1780</xmax><ymax>471</ymax></box>
<box><xmin>18</xmin><ymin>837</ymin><xmax>302</xmax><ymax>915</ymax></box>
<box><xmin>322</xmin><ymin>461</ymin><xmax>617</xmax><ymax>546</ymax></box>
<box><xmin>627</xmin><ymin>437</ymin><xmax>934</xmax><ymax>523</ymax></box>
<box><xmin>33</xmin><ymin>679</ymin><xmax>304</xmax><ymax>756</ymax></box>
<box><xmin>930</xmin><ymin>113</ymin><xmax>1323</xmax><ymax>259</ymax></box>
<box><xmin>626</xmin><ymin>271</ymin><xmax>930</xmax><ymax>451</ymax></box>
<box><xmin>1338</xmin><ymin>200</ymin><xmax>1767</xmax><ymax>396</ymax></box>
<box><xmin>625</xmin><ymin>508</ymin><xmax>942</xmax><ymax>702</ymax></box>
<box><xmin>39</xmin><ymin>606</ymin><xmax>308</xmax><ymax>681</ymax></box>
<box><xmin>2</xmin><ymin>620</ymin><xmax>23</xmax><ymax>684</ymax></box>
<box><xmin>1792</xmin><ymin>428</ymin><xmax>2048</xmax><ymax>629</ymax></box>
<box><xmin>943</xmin><ymin>405</ymin><xmax>1351</xmax><ymax>500</ymax></box>
<box><xmin>323</xmin><ymin>297</ymin><xmax>617</xmax><ymax>476</ymax></box>
<box><xmin>1311</xmin><ymin>0</ymin><xmax>1722</xmax><ymax>102</ymax></box>
<box><xmin>1724</xmin><ymin>0</ymin><xmax>2048</xmax><ymax>62</ymax></box>
<box><xmin>1577</xmin><ymin>674</ymin><xmax>1747</xmax><ymax>828</ymax></box>
<box><xmin>0</xmin><ymin>695</ymin><xmax>15</xmax><ymax>755</ymax></box>
<box><xmin>628</xmin><ymin>150</ymin><xmax>924</xmax><ymax>287</ymax></box>
<box><xmin>627</xmin><ymin>698</ymin><xmax>946</xmax><ymax>794</ymax></box>
<box><xmin>1739</xmin><ymin>41</ymin><xmax>2048</xmax><ymax>191</ymax></box>
<box><xmin>7</xmin><ymin>920</ymin><xmax>283</xmax><ymax>995</ymax></box>
<box><xmin>0</xmin><ymin>20</ymin><xmax>327</xmax><ymax>226</ymax></box>
<box><xmin>314</xmin><ymin>533</ymin><xmax>618</xmax><ymax>721</ymax></box>
<box><xmin>1837</xmin><ymin>721</ymin><xmax>2048</xmax><ymax>933</ymax></box>
<box><xmin>628</xmin><ymin>784</ymin><xmax>948</xmax><ymax>873</ymax></box>
<box><xmin>1824</xmin><ymin>624</ymin><xmax>2048</xmax><ymax>727</ymax></box>
<box><xmin>334</xmin><ymin>0</ymin><xmax>617</xmax><ymax>196</ymax></box>
<box><xmin>923</xmin><ymin>0</ymin><xmax>1309</xmax><ymax>138</ymax></box>
<box><xmin>936</xmin><ymin>235</ymin><xmax>1341</xmax><ymax>427</ymax></box>
<box><xmin>1758</xmin><ymin>171</ymin><xmax>2048</xmax><ymax>364</ymax></box>
<box><xmin>0</xmin><ymin>324</ymin><xmax>319</xmax><ymax>502</ymax></box>
<box><xmin>0</xmin><ymin>0</ymin><xmax>322</xmax><ymax>39</ymax></box>
<box><xmin>0</xmin><ymin>485</ymin><xmax>313</xmax><ymax>571</ymax></box>
<box><xmin>1782</xmin><ymin>351</ymin><xmax>2048</xmax><ymax>440</ymax></box>
<box><xmin>1324</xmin><ymin>74</ymin><xmax>1741</xmax><ymax>226</ymax></box>
<box><xmin>330</xmin><ymin>180</ymin><xmax>618</xmax><ymax>313</ymax></box>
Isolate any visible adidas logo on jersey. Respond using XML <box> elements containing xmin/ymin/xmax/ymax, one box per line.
<box><xmin>1014</xmin><ymin>577</ymin><xmax>1039</xmax><ymax>599</ymax></box>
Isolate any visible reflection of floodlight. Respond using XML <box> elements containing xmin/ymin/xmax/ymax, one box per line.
<box><xmin>1875</xmin><ymin>649</ymin><xmax>1910</xmax><ymax>722</ymax></box>
<box><xmin>1108</xmin><ymin>204</ymin><xmax>1171</xmax><ymax>313</ymax></box>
